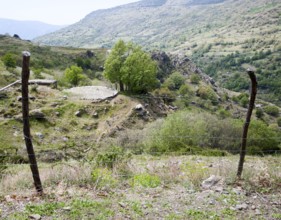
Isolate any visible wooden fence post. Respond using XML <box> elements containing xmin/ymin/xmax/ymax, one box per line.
<box><xmin>21</xmin><ymin>51</ymin><xmax>43</xmax><ymax>194</ymax></box>
<box><xmin>237</xmin><ymin>69</ymin><xmax>257</xmax><ymax>178</ymax></box>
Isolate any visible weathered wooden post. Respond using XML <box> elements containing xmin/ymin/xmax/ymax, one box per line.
<box><xmin>237</xmin><ymin>69</ymin><xmax>257</xmax><ymax>178</ymax></box>
<box><xmin>21</xmin><ymin>51</ymin><xmax>43</xmax><ymax>194</ymax></box>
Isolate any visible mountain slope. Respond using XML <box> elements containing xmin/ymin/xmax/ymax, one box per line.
<box><xmin>34</xmin><ymin>0</ymin><xmax>281</xmax><ymax>106</ymax></box>
<box><xmin>0</xmin><ymin>18</ymin><xmax>65</xmax><ymax>40</ymax></box>
<box><xmin>34</xmin><ymin>0</ymin><xmax>280</xmax><ymax>50</ymax></box>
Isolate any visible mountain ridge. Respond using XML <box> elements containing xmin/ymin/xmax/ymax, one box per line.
<box><xmin>0</xmin><ymin>18</ymin><xmax>66</xmax><ymax>40</ymax></box>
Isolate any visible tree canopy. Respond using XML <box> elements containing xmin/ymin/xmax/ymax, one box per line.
<box><xmin>64</xmin><ymin>65</ymin><xmax>84</xmax><ymax>86</ymax></box>
<box><xmin>104</xmin><ymin>40</ymin><xmax>158</xmax><ymax>93</ymax></box>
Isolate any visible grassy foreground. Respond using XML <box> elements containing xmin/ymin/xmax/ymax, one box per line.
<box><xmin>0</xmin><ymin>155</ymin><xmax>280</xmax><ymax>219</ymax></box>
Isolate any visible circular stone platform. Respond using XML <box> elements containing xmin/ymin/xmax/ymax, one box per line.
<box><xmin>65</xmin><ymin>86</ymin><xmax>118</xmax><ymax>100</ymax></box>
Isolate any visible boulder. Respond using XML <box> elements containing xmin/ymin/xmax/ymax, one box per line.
<box><xmin>135</xmin><ymin>104</ymin><xmax>144</xmax><ymax>111</ymax></box>
<box><xmin>75</xmin><ymin>110</ymin><xmax>82</xmax><ymax>117</ymax></box>
<box><xmin>201</xmin><ymin>175</ymin><xmax>221</xmax><ymax>189</ymax></box>
<box><xmin>35</xmin><ymin>132</ymin><xmax>44</xmax><ymax>139</ymax></box>
<box><xmin>92</xmin><ymin>112</ymin><xmax>99</xmax><ymax>118</ymax></box>
<box><xmin>30</xmin><ymin>109</ymin><xmax>45</xmax><ymax>119</ymax></box>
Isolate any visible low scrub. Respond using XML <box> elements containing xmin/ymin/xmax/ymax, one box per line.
<box><xmin>131</xmin><ymin>173</ymin><xmax>161</xmax><ymax>188</ymax></box>
<box><xmin>145</xmin><ymin>111</ymin><xmax>281</xmax><ymax>155</ymax></box>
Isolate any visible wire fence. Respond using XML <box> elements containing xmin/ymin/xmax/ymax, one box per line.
<box><xmin>0</xmin><ymin>82</ymin><xmax>281</xmax><ymax>172</ymax></box>
<box><xmin>0</xmin><ymin>149</ymin><xmax>281</xmax><ymax>168</ymax></box>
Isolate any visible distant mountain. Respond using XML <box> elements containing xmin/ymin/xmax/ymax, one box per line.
<box><xmin>34</xmin><ymin>0</ymin><xmax>279</xmax><ymax>51</ymax></box>
<box><xmin>0</xmin><ymin>18</ymin><xmax>66</xmax><ymax>40</ymax></box>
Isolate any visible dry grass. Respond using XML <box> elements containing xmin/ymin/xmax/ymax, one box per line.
<box><xmin>0</xmin><ymin>155</ymin><xmax>280</xmax><ymax>196</ymax></box>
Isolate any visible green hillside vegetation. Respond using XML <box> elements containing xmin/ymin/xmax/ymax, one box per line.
<box><xmin>0</xmin><ymin>36</ymin><xmax>280</xmax><ymax>163</ymax></box>
<box><xmin>0</xmin><ymin>35</ymin><xmax>106</xmax><ymax>87</ymax></box>
<box><xmin>34</xmin><ymin>0</ymin><xmax>281</xmax><ymax>106</ymax></box>
<box><xmin>1</xmin><ymin>26</ymin><xmax>281</xmax><ymax>219</ymax></box>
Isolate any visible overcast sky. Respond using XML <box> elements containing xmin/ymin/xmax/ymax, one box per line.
<box><xmin>0</xmin><ymin>0</ymin><xmax>139</xmax><ymax>25</ymax></box>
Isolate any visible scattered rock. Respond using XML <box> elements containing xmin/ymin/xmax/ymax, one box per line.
<box><xmin>63</xmin><ymin>207</ymin><xmax>71</xmax><ymax>211</ymax></box>
<box><xmin>232</xmin><ymin>187</ymin><xmax>243</xmax><ymax>195</ymax></box>
<box><xmin>29</xmin><ymin>214</ymin><xmax>41</xmax><ymax>220</ymax></box>
<box><xmin>214</xmin><ymin>186</ymin><xmax>224</xmax><ymax>193</ymax></box>
<box><xmin>92</xmin><ymin>112</ymin><xmax>99</xmax><ymax>118</ymax></box>
<box><xmin>0</xmin><ymin>93</ymin><xmax>8</xmax><ymax>99</ymax></box>
<box><xmin>55</xmin><ymin>112</ymin><xmax>60</xmax><ymax>116</ymax></box>
<box><xmin>255</xmin><ymin>209</ymin><xmax>261</xmax><ymax>215</ymax></box>
<box><xmin>235</xmin><ymin>203</ymin><xmax>248</xmax><ymax>210</ymax></box>
<box><xmin>63</xmin><ymin>95</ymin><xmax>68</xmax><ymax>100</ymax></box>
<box><xmin>75</xmin><ymin>111</ymin><xmax>82</xmax><ymax>117</ymax></box>
<box><xmin>17</xmin><ymin>96</ymin><xmax>35</xmax><ymax>101</ymax></box>
<box><xmin>201</xmin><ymin>175</ymin><xmax>221</xmax><ymax>189</ymax></box>
<box><xmin>35</xmin><ymin>132</ymin><xmax>44</xmax><ymax>139</ymax></box>
<box><xmin>30</xmin><ymin>109</ymin><xmax>45</xmax><ymax>119</ymax></box>
<box><xmin>50</xmin><ymin>102</ymin><xmax>59</xmax><ymax>107</ymax></box>
<box><xmin>168</xmin><ymin>105</ymin><xmax>178</xmax><ymax>110</ymax></box>
<box><xmin>135</xmin><ymin>104</ymin><xmax>144</xmax><ymax>111</ymax></box>
<box><xmin>119</xmin><ymin>202</ymin><xmax>126</xmax><ymax>208</ymax></box>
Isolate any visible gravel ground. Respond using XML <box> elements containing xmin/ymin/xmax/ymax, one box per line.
<box><xmin>64</xmin><ymin>86</ymin><xmax>118</xmax><ymax>100</ymax></box>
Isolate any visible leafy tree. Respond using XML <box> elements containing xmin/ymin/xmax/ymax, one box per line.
<box><xmin>64</xmin><ymin>65</ymin><xmax>84</xmax><ymax>86</ymax></box>
<box><xmin>122</xmin><ymin>46</ymin><xmax>158</xmax><ymax>93</ymax></box>
<box><xmin>104</xmin><ymin>40</ymin><xmax>127</xmax><ymax>91</ymax></box>
<box><xmin>104</xmin><ymin>40</ymin><xmax>158</xmax><ymax>93</ymax></box>
<box><xmin>1</xmin><ymin>53</ymin><xmax>16</xmax><ymax>69</ymax></box>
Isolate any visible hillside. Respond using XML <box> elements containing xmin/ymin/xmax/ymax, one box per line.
<box><xmin>0</xmin><ymin>35</ymin><xmax>107</xmax><ymax>87</ymax></box>
<box><xmin>34</xmin><ymin>0</ymin><xmax>280</xmax><ymax>51</ymax></box>
<box><xmin>34</xmin><ymin>0</ymin><xmax>281</xmax><ymax>106</ymax></box>
<box><xmin>1</xmin><ymin>36</ymin><xmax>280</xmax><ymax>160</ymax></box>
<box><xmin>0</xmin><ymin>18</ymin><xmax>65</xmax><ymax>40</ymax></box>
<box><xmin>1</xmin><ymin>33</ymin><xmax>281</xmax><ymax>220</ymax></box>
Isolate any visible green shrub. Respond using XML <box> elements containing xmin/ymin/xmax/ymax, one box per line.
<box><xmin>190</xmin><ymin>74</ymin><xmax>200</xmax><ymax>84</ymax></box>
<box><xmin>145</xmin><ymin>111</ymin><xmax>280</xmax><ymax>155</ymax></box>
<box><xmin>26</xmin><ymin>202</ymin><xmax>65</xmax><ymax>216</ymax></box>
<box><xmin>153</xmin><ymin>87</ymin><xmax>176</xmax><ymax>104</ymax></box>
<box><xmin>32</xmin><ymin>68</ymin><xmax>44</xmax><ymax>79</ymax></box>
<box><xmin>91</xmin><ymin>167</ymin><xmax>117</xmax><ymax>189</ymax></box>
<box><xmin>234</xmin><ymin>93</ymin><xmax>249</xmax><ymax>108</ymax></box>
<box><xmin>264</xmin><ymin>105</ymin><xmax>279</xmax><ymax>117</ymax></box>
<box><xmin>256</xmin><ymin>108</ymin><xmax>264</xmax><ymax>119</ymax></box>
<box><xmin>95</xmin><ymin>146</ymin><xmax>129</xmax><ymax>169</ymax></box>
<box><xmin>131</xmin><ymin>173</ymin><xmax>161</xmax><ymax>188</ymax></box>
<box><xmin>1</xmin><ymin>53</ymin><xmax>16</xmax><ymax>69</ymax></box>
<box><xmin>64</xmin><ymin>65</ymin><xmax>84</xmax><ymax>86</ymax></box>
<box><xmin>277</xmin><ymin>117</ymin><xmax>281</xmax><ymax>127</ymax></box>
<box><xmin>218</xmin><ymin>108</ymin><xmax>231</xmax><ymax>119</ymax></box>
<box><xmin>164</xmin><ymin>71</ymin><xmax>185</xmax><ymax>90</ymax></box>
<box><xmin>197</xmin><ymin>85</ymin><xmax>218</xmax><ymax>105</ymax></box>
<box><xmin>248</xmin><ymin>120</ymin><xmax>280</xmax><ymax>154</ymax></box>
<box><xmin>179</xmin><ymin>84</ymin><xmax>191</xmax><ymax>96</ymax></box>
<box><xmin>181</xmin><ymin>161</ymin><xmax>209</xmax><ymax>188</ymax></box>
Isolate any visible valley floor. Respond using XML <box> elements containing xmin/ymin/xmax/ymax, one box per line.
<box><xmin>0</xmin><ymin>155</ymin><xmax>280</xmax><ymax>219</ymax></box>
